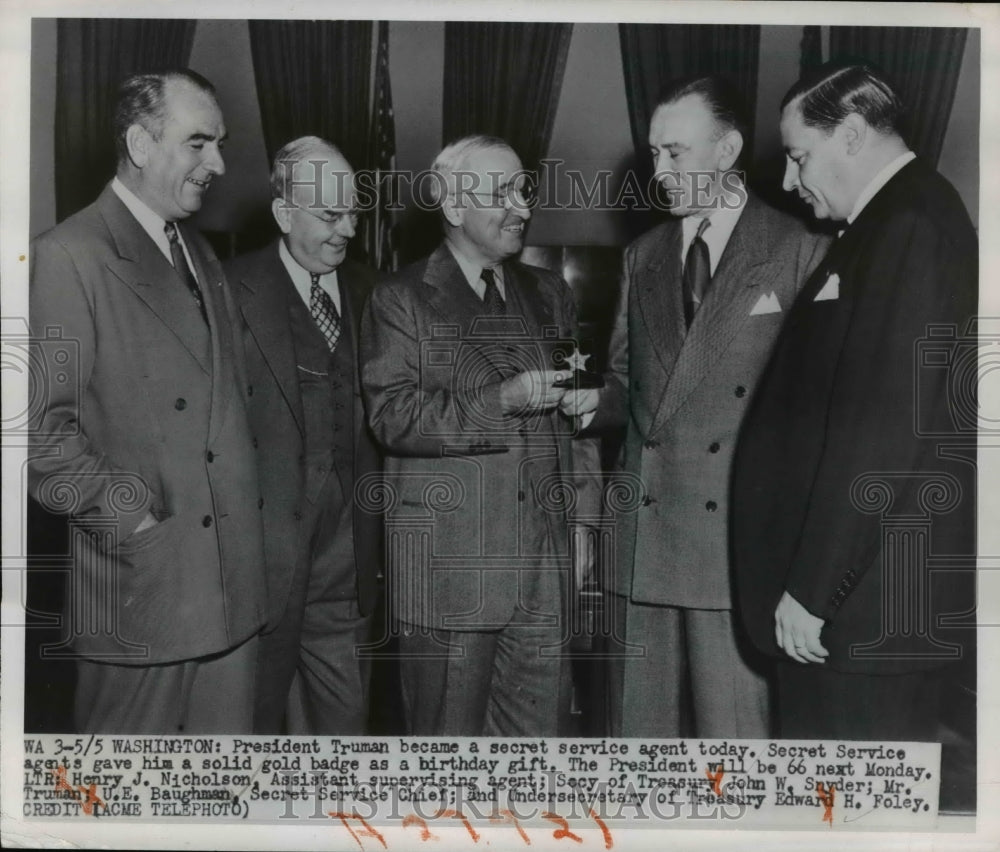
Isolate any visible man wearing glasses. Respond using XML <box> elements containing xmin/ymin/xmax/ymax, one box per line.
<box><xmin>224</xmin><ymin>136</ymin><xmax>381</xmax><ymax>734</ymax></box>
<box><xmin>361</xmin><ymin>135</ymin><xmax>600</xmax><ymax>736</ymax></box>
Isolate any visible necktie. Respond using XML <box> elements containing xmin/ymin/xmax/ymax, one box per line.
<box><xmin>310</xmin><ymin>273</ymin><xmax>341</xmax><ymax>352</ymax></box>
<box><xmin>682</xmin><ymin>217</ymin><xmax>711</xmax><ymax>328</ymax></box>
<box><xmin>164</xmin><ymin>222</ymin><xmax>208</xmax><ymax>324</ymax></box>
<box><xmin>481</xmin><ymin>267</ymin><xmax>506</xmax><ymax>315</ymax></box>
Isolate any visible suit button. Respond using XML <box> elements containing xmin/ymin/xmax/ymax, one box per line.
<box><xmin>247</xmin><ymin>384</ymin><xmax>254</xmax><ymax>397</ymax></box>
<box><xmin>258</xmin><ymin>498</ymin><xmax>264</xmax><ymax>509</ymax></box>
<box><xmin>705</xmin><ymin>501</ymin><xmax>717</xmax><ymax>512</ymax></box>
<box><xmin>644</xmin><ymin>440</ymin><xmax>658</xmax><ymax>450</ymax></box>
<box><xmin>174</xmin><ymin>398</ymin><xmax>187</xmax><ymax>410</ymax></box>
<box><xmin>641</xmin><ymin>496</ymin><xmax>656</xmax><ymax>507</ymax></box>
<box><xmin>202</xmin><ymin>515</ymin><xmax>212</xmax><ymax>527</ymax></box>
<box><xmin>298</xmin><ymin>455</ymin><xmax>305</xmax><ymax>464</ymax></box>
<box><xmin>206</xmin><ymin>451</ymin><xmax>214</xmax><ymax>463</ymax></box>
<box><xmin>294</xmin><ymin>510</ymin><xmax>302</xmax><ymax>521</ymax></box>
<box><xmin>709</xmin><ymin>442</ymin><xmax>720</xmax><ymax>453</ymax></box>
<box><xmin>252</xmin><ymin>438</ymin><xmax>258</xmax><ymax>449</ymax></box>
<box><xmin>518</xmin><ymin>490</ymin><xmax>526</xmax><ymax>502</ymax></box>
<box><xmin>633</xmin><ymin>380</ymin><xmax>641</xmax><ymax>390</ymax></box>
<box><xmin>734</xmin><ymin>386</ymin><xmax>746</xmax><ymax>398</ymax></box>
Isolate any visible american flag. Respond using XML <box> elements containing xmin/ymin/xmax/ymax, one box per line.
<box><xmin>368</xmin><ymin>21</ymin><xmax>397</xmax><ymax>272</ymax></box>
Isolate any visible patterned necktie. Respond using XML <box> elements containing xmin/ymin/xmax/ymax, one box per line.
<box><xmin>682</xmin><ymin>217</ymin><xmax>711</xmax><ymax>328</ymax></box>
<box><xmin>164</xmin><ymin>222</ymin><xmax>207</xmax><ymax>325</ymax></box>
<box><xmin>310</xmin><ymin>273</ymin><xmax>341</xmax><ymax>352</ymax></box>
<box><xmin>481</xmin><ymin>267</ymin><xmax>506</xmax><ymax>315</ymax></box>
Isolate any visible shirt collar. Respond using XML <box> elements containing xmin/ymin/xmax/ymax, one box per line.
<box><xmin>680</xmin><ymin>187</ymin><xmax>747</xmax><ymax>276</ymax></box>
<box><xmin>112</xmin><ymin>176</ymin><xmax>173</xmax><ymax>261</ymax></box>
<box><xmin>279</xmin><ymin>238</ymin><xmax>340</xmax><ymax>311</ymax></box>
<box><xmin>847</xmin><ymin>151</ymin><xmax>916</xmax><ymax>224</ymax></box>
<box><xmin>446</xmin><ymin>242</ymin><xmax>506</xmax><ymax>299</ymax></box>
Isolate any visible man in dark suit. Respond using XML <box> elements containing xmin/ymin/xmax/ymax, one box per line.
<box><xmin>589</xmin><ymin>76</ymin><xmax>827</xmax><ymax>737</ymax></box>
<box><xmin>28</xmin><ymin>70</ymin><xmax>266</xmax><ymax>733</ymax></box>
<box><xmin>361</xmin><ymin>135</ymin><xmax>600</xmax><ymax>736</ymax></box>
<box><xmin>732</xmin><ymin>63</ymin><xmax>977</xmax><ymax>739</ymax></box>
<box><xmin>224</xmin><ymin>137</ymin><xmax>381</xmax><ymax>734</ymax></box>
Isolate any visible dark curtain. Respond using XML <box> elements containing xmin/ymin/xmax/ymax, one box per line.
<box><xmin>829</xmin><ymin>26</ymin><xmax>968</xmax><ymax>165</ymax></box>
<box><xmin>248</xmin><ymin>20</ymin><xmax>373</xmax><ymax>170</ymax></box>
<box><xmin>619</xmin><ymin>24</ymin><xmax>761</xmax><ymax>159</ymax></box>
<box><xmin>55</xmin><ymin>18</ymin><xmax>196</xmax><ymax>222</ymax></box>
<box><xmin>801</xmin><ymin>25</ymin><xmax>824</xmax><ymax>74</ymax></box>
<box><xmin>442</xmin><ymin>22</ymin><xmax>573</xmax><ymax>171</ymax></box>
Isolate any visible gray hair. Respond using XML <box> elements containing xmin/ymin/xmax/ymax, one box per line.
<box><xmin>428</xmin><ymin>134</ymin><xmax>517</xmax><ymax>207</ymax></box>
<box><xmin>269</xmin><ymin>135</ymin><xmax>348</xmax><ymax>200</ymax></box>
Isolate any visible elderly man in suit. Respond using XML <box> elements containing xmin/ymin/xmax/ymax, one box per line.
<box><xmin>589</xmin><ymin>76</ymin><xmax>827</xmax><ymax>737</ymax></box>
<box><xmin>224</xmin><ymin>137</ymin><xmax>381</xmax><ymax>734</ymax></box>
<box><xmin>28</xmin><ymin>69</ymin><xmax>266</xmax><ymax>733</ymax></box>
<box><xmin>361</xmin><ymin>135</ymin><xmax>600</xmax><ymax>736</ymax></box>
<box><xmin>732</xmin><ymin>64</ymin><xmax>977</xmax><ymax>740</ymax></box>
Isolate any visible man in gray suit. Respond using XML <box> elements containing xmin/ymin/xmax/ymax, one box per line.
<box><xmin>590</xmin><ymin>76</ymin><xmax>827</xmax><ymax>737</ymax></box>
<box><xmin>29</xmin><ymin>70</ymin><xmax>266</xmax><ymax>733</ymax></box>
<box><xmin>225</xmin><ymin>137</ymin><xmax>382</xmax><ymax>734</ymax></box>
<box><xmin>361</xmin><ymin>135</ymin><xmax>600</xmax><ymax>736</ymax></box>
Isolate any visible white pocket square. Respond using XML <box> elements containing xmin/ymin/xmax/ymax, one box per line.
<box><xmin>750</xmin><ymin>291</ymin><xmax>782</xmax><ymax>315</ymax></box>
<box><xmin>814</xmin><ymin>273</ymin><xmax>840</xmax><ymax>301</ymax></box>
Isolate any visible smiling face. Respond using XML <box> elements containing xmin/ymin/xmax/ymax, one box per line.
<box><xmin>779</xmin><ymin>101</ymin><xmax>854</xmax><ymax>221</ymax></box>
<box><xmin>273</xmin><ymin>149</ymin><xmax>357</xmax><ymax>274</ymax></box>
<box><xmin>130</xmin><ymin>79</ymin><xmax>227</xmax><ymax>222</ymax></box>
<box><xmin>648</xmin><ymin>94</ymin><xmax>739</xmax><ymax>217</ymax></box>
<box><xmin>444</xmin><ymin>145</ymin><xmax>530</xmax><ymax>266</ymax></box>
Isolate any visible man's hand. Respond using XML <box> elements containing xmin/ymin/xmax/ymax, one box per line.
<box><xmin>559</xmin><ymin>388</ymin><xmax>600</xmax><ymax>418</ymax></box>
<box><xmin>499</xmin><ymin>370</ymin><xmax>567</xmax><ymax>414</ymax></box>
<box><xmin>571</xmin><ymin>524</ymin><xmax>596</xmax><ymax>589</ymax></box>
<box><xmin>774</xmin><ymin>590</ymin><xmax>828</xmax><ymax>664</ymax></box>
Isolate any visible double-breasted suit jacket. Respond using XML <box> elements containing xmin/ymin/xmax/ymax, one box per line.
<box><xmin>361</xmin><ymin>244</ymin><xmax>601</xmax><ymax>632</ymax></box>
<box><xmin>28</xmin><ymin>184</ymin><xmax>267</xmax><ymax>666</ymax></box>
<box><xmin>593</xmin><ymin>194</ymin><xmax>827</xmax><ymax>608</ymax></box>
<box><xmin>732</xmin><ymin>158</ymin><xmax>978</xmax><ymax>674</ymax></box>
<box><xmin>227</xmin><ymin>242</ymin><xmax>382</xmax><ymax>633</ymax></box>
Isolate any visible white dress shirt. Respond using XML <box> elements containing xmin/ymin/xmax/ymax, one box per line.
<box><xmin>680</xmin><ymin>189</ymin><xmax>747</xmax><ymax>276</ymax></box>
<box><xmin>447</xmin><ymin>243</ymin><xmax>507</xmax><ymax>301</ymax></box>
<box><xmin>279</xmin><ymin>238</ymin><xmax>342</xmax><ymax>315</ymax></box>
<box><xmin>111</xmin><ymin>177</ymin><xmax>198</xmax><ymax>279</ymax></box>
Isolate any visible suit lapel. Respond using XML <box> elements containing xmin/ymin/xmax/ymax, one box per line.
<box><xmin>650</xmin><ymin>195</ymin><xmax>775</xmax><ymax>432</ymax></box>
<box><xmin>237</xmin><ymin>243</ymin><xmax>305</xmax><ymax>437</ymax></box>
<box><xmin>97</xmin><ymin>188</ymin><xmax>211</xmax><ymax>374</ymax></box>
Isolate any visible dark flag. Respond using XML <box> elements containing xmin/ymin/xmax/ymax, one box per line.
<box><xmin>367</xmin><ymin>20</ymin><xmax>397</xmax><ymax>272</ymax></box>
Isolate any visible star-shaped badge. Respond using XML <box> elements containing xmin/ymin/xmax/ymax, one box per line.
<box><xmin>565</xmin><ymin>347</ymin><xmax>591</xmax><ymax>372</ymax></box>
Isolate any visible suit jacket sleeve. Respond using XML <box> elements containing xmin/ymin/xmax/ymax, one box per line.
<box><xmin>361</xmin><ymin>280</ymin><xmax>509</xmax><ymax>457</ymax></box>
<box><xmin>28</xmin><ymin>232</ymin><xmax>156</xmax><ymax>539</ymax></box>
<box><xmin>785</xmin><ymin>207</ymin><xmax>977</xmax><ymax>620</ymax></box>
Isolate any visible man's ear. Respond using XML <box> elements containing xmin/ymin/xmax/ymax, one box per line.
<box><xmin>717</xmin><ymin>129</ymin><xmax>744</xmax><ymax>172</ymax></box>
<box><xmin>125</xmin><ymin>124</ymin><xmax>151</xmax><ymax>168</ymax></box>
<box><xmin>841</xmin><ymin>113</ymin><xmax>867</xmax><ymax>155</ymax></box>
<box><xmin>271</xmin><ymin>198</ymin><xmax>293</xmax><ymax>235</ymax></box>
<box><xmin>440</xmin><ymin>192</ymin><xmax>463</xmax><ymax>228</ymax></box>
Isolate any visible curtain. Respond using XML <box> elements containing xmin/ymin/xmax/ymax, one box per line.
<box><xmin>55</xmin><ymin>18</ymin><xmax>196</xmax><ymax>222</ymax></box>
<box><xmin>619</xmin><ymin>24</ymin><xmax>761</xmax><ymax>159</ymax></box>
<box><xmin>829</xmin><ymin>27</ymin><xmax>968</xmax><ymax>165</ymax></box>
<box><xmin>442</xmin><ymin>22</ymin><xmax>573</xmax><ymax>172</ymax></box>
<box><xmin>248</xmin><ymin>20</ymin><xmax>373</xmax><ymax>170</ymax></box>
<box><xmin>801</xmin><ymin>25</ymin><xmax>824</xmax><ymax>74</ymax></box>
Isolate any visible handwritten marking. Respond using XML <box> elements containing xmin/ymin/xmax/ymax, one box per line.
<box><xmin>488</xmin><ymin>810</ymin><xmax>531</xmax><ymax>845</ymax></box>
<box><xmin>589</xmin><ymin>809</ymin><xmax>613</xmax><ymax>849</ymax></box>
<box><xmin>329</xmin><ymin>811</ymin><xmax>387</xmax><ymax>850</ymax></box>
<box><xmin>705</xmin><ymin>765</ymin><xmax>725</xmax><ymax>798</ymax></box>
<box><xmin>816</xmin><ymin>782</ymin><xmax>835</xmax><ymax>826</ymax></box>
<box><xmin>401</xmin><ymin>814</ymin><xmax>439</xmax><ymax>842</ymax></box>
<box><xmin>542</xmin><ymin>812</ymin><xmax>583</xmax><ymax>844</ymax></box>
<box><xmin>441</xmin><ymin>809</ymin><xmax>481</xmax><ymax>843</ymax></box>
<box><xmin>49</xmin><ymin>766</ymin><xmax>105</xmax><ymax>816</ymax></box>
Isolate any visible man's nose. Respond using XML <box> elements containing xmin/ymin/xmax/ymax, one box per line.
<box><xmin>782</xmin><ymin>159</ymin><xmax>798</xmax><ymax>192</ymax></box>
<box><xmin>337</xmin><ymin>214</ymin><xmax>356</xmax><ymax>238</ymax></box>
<box><xmin>205</xmin><ymin>143</ymin><xmax>225</xmax><ymax>176</ymax></box>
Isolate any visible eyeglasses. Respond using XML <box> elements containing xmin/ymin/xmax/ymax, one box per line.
<box><xmin>462</xmin><ymin>177</ymin><xmax>538</xmax><ymax>210</ymax></box>
<box><xmin>280</xmin><ymin>199</ymin><xmax>360</xmax><ymax>227</ymax></box>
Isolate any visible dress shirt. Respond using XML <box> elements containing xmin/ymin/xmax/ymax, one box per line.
<box><xmin>447</xmin><ymin>243</ymin><xmax>507</xmax><ymax>301</ymax></box>
<box><xmin>680</xmin><ymin>187</ymin><xmax>747</xmax><ymax>276</ymax></box>
<box><xmin>279</xmin><ymin>238</ymin><xmax>342</xmax><ymax>315</ymax></box>
<box><xmin>111</xmin><ymin>177</ymin><xmax>198</xmax><ymax>278</ymax></box>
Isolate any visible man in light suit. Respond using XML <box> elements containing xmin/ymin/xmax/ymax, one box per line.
<box><xmin>28</xmin><ymin>69</ymin><xmax>266</xmax><ymax>733</ymax></box>
<box><xmin>224</xmin><ymin>137</ymin><xmax>381</xmax><ymax>734</ymax></box>
<box><xmin>732</xmin><ymin>64</ymin><xmax>977</xmax><ymax>739</ymax></box>
<box><xmin>361</xmin><ymin>135</ymin><xmax>600</xmax><ymax>736</ymax></box>
<box><xmin>589</xmin><ymin>76</ymin><xmax>827</xmax><ymax>737</ymax></box>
